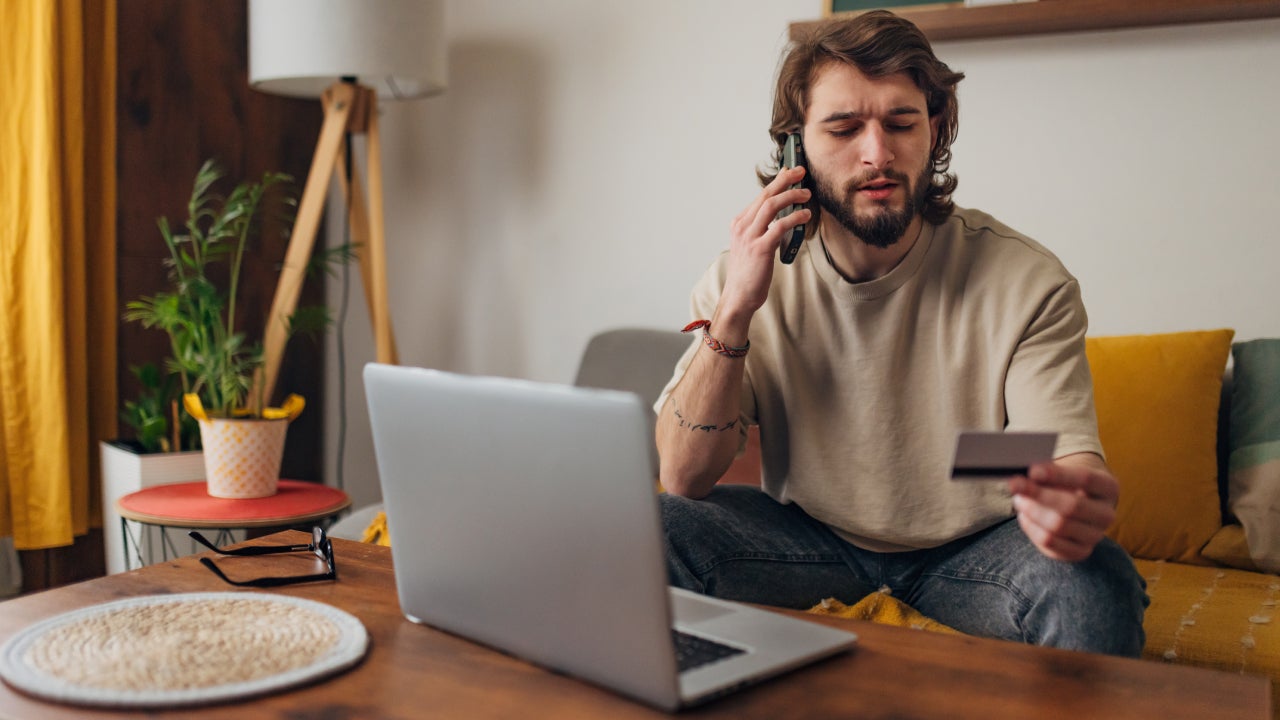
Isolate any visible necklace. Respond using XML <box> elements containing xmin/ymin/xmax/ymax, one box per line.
<box><xmin>820</xmin><ymin>221</ymin><xmax>926</xmax><ymax>284</ymax></box>
<box><xmin>819</xmin><ymin>235</ymin><xmax>857</xmax><ymax>283</ymax></box>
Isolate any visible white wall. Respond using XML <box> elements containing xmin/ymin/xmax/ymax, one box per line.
<box><xmin>325</xmin><ymin>3</ymin><xmax>1280</xmax><ymax>507</ymax></box>
<box><xmin>941</xmin><ymin>19</ymin><xmax>1280</xmax><ymax>341</ymax></box>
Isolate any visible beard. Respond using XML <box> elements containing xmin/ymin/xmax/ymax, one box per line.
<box><xmin>812</xmin><ymin>162</ymin><xmax>933</xmax><ymax>249</ymax></box>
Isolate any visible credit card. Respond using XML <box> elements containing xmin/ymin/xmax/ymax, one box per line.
<box><xmin>950</xmin><ymin>431</ymin><xmax>1058</xmax><ymax>480</ymax></box>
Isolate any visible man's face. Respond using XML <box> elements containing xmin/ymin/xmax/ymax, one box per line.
<box><xmin>802</xmin><ymin>62</ymin><xmax>939</xmax><ymax>249</ymax></box>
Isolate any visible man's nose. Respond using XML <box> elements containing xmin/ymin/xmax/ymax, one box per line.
<box><xmin>860</xmin><ymin>124</ymin><xmax>895</xmax><ymax>170</ymax></box>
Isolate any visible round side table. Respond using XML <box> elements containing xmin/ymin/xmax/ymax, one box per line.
<box><xmin>115</xmin><ymin>480</ymin><xmax>351</xmax><ymax>571</ymax></box>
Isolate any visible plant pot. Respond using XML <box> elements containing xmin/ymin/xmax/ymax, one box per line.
<box><xmin>197</xmin><ymin>418</ymin><xmax>289</xmax><ymax>499</ymax></box>
<box><xmin>100</xmin><ymin>440</ymin><xmax>206</xmax><ymax>574</ymax></box>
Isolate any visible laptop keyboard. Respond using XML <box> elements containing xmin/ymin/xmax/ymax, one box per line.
<box><xmin>671</xmin><ymin>629</ymin><xmax>746</xmax><ymax>672</ymax></box>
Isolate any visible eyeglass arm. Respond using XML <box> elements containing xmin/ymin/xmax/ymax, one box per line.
<box><xmin>188</xmin><ymin>531</ymin><xmax>312</xmax><ymax>556</ymax></box>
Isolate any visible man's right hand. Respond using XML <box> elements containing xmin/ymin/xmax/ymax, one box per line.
<box><xmin>717</xmin><ymin>166</ymin><xmax>812</xmax><ymax>337</ymax></box>
<box><xmin>656</xmin><ymin>167</ymin><xmax>810</xmax><ymax>498</ymax></box>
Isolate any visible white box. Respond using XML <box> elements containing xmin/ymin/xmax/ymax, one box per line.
<box><xmin>100</xmin><ymin>441</ymin><xmax>206</xmax><ymax>574</ymax></box>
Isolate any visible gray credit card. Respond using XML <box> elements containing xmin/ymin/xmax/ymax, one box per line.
<box><xmin>950</xmin><ymin>431</ymin><xmax>1058</xmax><ymax>480</ymax></box>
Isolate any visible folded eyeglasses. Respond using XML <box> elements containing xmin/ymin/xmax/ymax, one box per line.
<box><xmin>189</xmin><ymin>526</ymin><xmax>337</xmax><ymax>588</ymax></box>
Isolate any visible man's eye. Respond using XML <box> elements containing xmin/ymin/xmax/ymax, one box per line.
<box><xmin>889</xmin><ymin>123</ymin><xmax>915</xmax><ymax>132</ymax></box>
<box><xmin>829</xmin><ymin>127</ymin><xmax>856</xmax><ymax>138</ymax></box>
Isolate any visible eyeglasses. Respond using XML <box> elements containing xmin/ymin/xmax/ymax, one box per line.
<box><xmin>189</xmin><ymin>526</ymin><xmax>337</xmax><ymax>588</ymax></box>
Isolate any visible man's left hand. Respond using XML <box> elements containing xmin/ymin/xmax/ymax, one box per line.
<box><xmin>1008</xmin><ymin>453</ymin><xmax>1118</xmax><ymax>562</ymax></box>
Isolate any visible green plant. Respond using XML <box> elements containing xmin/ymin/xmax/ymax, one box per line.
<box><xmin>125</xmin><ymin>159</ymin><xmax>336</xmax><ymax>431</ymax></box>
<box><xmin>119</xmin><ymin>363</ymin><xmax>197</xmax><ymax>452</ymax></box>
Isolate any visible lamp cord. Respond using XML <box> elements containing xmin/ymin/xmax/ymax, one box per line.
<box><xmin>333</xmin><ymin>135</ymin><xmax>354</xmax><ymax>494</ymax></box>
<box><xmin>334</xmin><ymin>75</ymin><xmax>358</xmax><ymax>494</ymax></box>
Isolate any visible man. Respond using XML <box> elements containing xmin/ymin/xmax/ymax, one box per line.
<box><xmin>654</xmin><ymin>11</ymin><xmax>1147</xmax><ymax>656</ymax></box>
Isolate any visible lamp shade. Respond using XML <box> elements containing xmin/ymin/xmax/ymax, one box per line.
<box><xmin>249</xmin><ymin>0</ymin><xmax>447</xmax><ymax>100</ymax></box>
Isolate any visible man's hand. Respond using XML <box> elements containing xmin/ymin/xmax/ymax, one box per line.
<box><xmin>718</xmin><ymin>166</ymin><xmax>811</xmax><ymax>329</ymax></box>
<box><xmin>1008</xmin><ymin>453</ymin><xmax>1118</xmax><ymax>562</ymax></box>
<box><xmin>655</xmin><ymin>167</ymin><xmax>810</xmax><ymax>498</ymax></box>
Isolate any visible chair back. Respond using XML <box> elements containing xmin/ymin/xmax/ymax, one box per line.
<box><xmin>573</xmin><ymin>328</ymin><xmax>690</xmax><ymax>410</ymax></box>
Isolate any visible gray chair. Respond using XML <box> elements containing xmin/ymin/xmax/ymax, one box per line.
<box><xmin>330</xmin><ymin>328</ymin><xmax>691</xmax><ymax>540</ymax></box>
<box><xmin>572</xmin><ymin>327</ymin><xmax>690</xmax><ymax>411</ymax></box>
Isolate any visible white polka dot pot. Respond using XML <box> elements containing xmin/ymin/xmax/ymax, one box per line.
<box><xmin>197</xmin><ymin>418</ymin><xmax>289</xmax><ymax>498</ymax></box>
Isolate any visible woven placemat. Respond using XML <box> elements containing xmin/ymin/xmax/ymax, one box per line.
<box><xmin>0</xmin><ymin>592</ymin><xmax>367</xmax><ymax>708</ymax></box>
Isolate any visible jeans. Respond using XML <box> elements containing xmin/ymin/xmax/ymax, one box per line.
<box><xmin>661</xmin><ymin>485</ymin><xmax>1149</xmax><ymax>657</ymax></box>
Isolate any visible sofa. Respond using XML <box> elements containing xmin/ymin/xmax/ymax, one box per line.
<box><xmin>344</xmin><ymin>327</ymin><xmax>1280</xmax><ymax>714</ymax></box>
<box><xmin>1078</xmin><ymin>330</ymin><xmax>1280</xmax><ymax>717</ymax></box>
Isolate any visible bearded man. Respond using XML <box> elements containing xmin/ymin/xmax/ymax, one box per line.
<box><xmin>654</xmin><ymin>10</ymin><xmax>1147</xmax><ymax>656</ymax></box>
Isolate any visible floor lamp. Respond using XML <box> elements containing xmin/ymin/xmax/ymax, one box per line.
<box><xmin>246</xmin><ymin>0</ymin><xmax>447</xmax><ymax>402</ymax></box>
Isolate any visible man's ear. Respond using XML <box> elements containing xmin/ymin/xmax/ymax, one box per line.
<box><xmin>929</xmin><ymin>114</ymin><xmax>941</xmax><ymax>153</ymax></box>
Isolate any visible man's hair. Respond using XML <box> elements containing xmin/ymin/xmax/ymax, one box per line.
<box><xmin>761</xmin><ymin>10</ymin><xmax>965</xmax><ymax>225</ymax></box>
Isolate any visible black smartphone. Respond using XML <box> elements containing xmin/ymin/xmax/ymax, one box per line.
<box><xmin>778</xmin><ymin>132</ymin><xmax>807</xmax><ymax>264</ymax></box>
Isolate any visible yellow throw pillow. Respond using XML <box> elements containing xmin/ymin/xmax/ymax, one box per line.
<box><xmin>1086</xmin><ymin>329</ymin><xmax>1233</xmax><ymax>564</ymax></box>
<box><xmin>1200</xmin><ymin>523</ymin><xmax>1259</xmax><ymax>571</ymax></box>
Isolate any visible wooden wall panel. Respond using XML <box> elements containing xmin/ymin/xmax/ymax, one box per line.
<box><xmin>114</xmin><ymin>0</ymin><xmax>326</xmax><ymax>482</ymax></box>
<box><xmin>18</xmin><ymin>531</ymin><xmax>104</xmax><ymax>593</ymax></box>
<box><xmin>20</xmin><ymin>0</ymin><xmax>327</xmax><ymax>593</ymax></box>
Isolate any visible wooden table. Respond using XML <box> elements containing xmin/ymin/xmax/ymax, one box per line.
<box><xmin>0</xmin><ymin>532</ymin><xmax>1270</xmax><ymax>719</ymax></box>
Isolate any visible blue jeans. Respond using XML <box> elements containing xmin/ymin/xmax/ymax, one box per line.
<box><xmin>660</xmin><ymin>485</ymin><xmax>1148</xmax><ymax>657</ymax></box>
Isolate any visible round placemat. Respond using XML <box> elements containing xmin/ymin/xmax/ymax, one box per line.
<box><xmin>0</xmin><ymin>592</ymin><xmax>368</xmax><ymax>708</ymax></box>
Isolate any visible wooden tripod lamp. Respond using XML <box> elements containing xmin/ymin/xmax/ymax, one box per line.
<box><xmin>247</xmin><ymin>0</ymin><xmax>447</xmax><ymax>402</ymax></box>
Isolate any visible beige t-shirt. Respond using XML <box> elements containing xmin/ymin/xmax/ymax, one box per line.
<box><xmin>657</xmin><ymin>208</ymin><xmax>1103</xmax><ymax>552</ymax></box>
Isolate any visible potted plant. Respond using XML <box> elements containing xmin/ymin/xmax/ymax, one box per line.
<box><xmin>123</xmin><ymin>159</ymin><xmax>336</xmax><ymax>499</ymax></box>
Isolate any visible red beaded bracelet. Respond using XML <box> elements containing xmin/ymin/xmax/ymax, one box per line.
<box><xmin>681</xmin><ymin>320</ymin><xmax>750</xmax><ymax>358</ymax></box>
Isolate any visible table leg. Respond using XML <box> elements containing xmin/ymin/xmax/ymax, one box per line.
<box><xmin>120</xmin><ymin>518</ymin><xmax>147</xmax><ymax>572</ymax></box>
<box><xmin>159</xmin><ymin>527</ymin><xmax>179</xmax><ymax>563</ymax></box>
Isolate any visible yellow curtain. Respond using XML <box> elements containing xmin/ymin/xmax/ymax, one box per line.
<box><xmin>0</xmin><ymin>0</ymin><xmax>116</xmax><ymax>550</ymax></box>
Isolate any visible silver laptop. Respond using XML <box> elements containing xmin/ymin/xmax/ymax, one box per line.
<box><xmin>364</xmin><ymin>363</ymin><xmax>857</xmax><ymax>711</ymax></box>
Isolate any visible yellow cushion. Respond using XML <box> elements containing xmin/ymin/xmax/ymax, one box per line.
<box><xmin>809</xmin><ymin>592</ymin><xmax>959</xmax><ymax>635</ymax></box>
<box><xmin>1086</xmin><ymin>330</ymin><xmax>1233</xmax><ymax>564</ymax></box>
<box><xmin>361</xmin><ymin>511</ymin><xmax>391</xmax><ymax>546</ymax></box>
<box><xmin>1202</xmin><ymin>523</ymin><xmax>1260</xmax><ymax>572</ymax></box>
<box><xmin>1133</xmin><ymin>558</ymin><xmax>1280</xmax><ymax>687</ymax></box>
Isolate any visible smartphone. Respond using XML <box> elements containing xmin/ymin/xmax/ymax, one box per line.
<box><xmin>950</xmin><ymin>431</ymin><xmax>1058</xmax><ymax>481</ymax></box>
<box><xmin>778</xmin><ymin>132</ymin><xmax>807</xmax><ymax>264</ymax></box>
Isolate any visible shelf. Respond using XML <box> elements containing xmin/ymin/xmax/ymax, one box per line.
<box><xmin>790</xmin><ymin>0</ymin><xmax>1280</xmax><ymax>42</ymax></box>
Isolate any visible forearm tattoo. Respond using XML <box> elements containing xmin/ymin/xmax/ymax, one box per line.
<box><xmin>673</xmin><ymin>406</ymin><xmax>738</xmax><ymax>433</ymax></box>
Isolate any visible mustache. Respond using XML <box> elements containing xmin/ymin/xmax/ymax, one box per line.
<box><xmin>845</xmin><ymin>169</ymin><xmax>911</xmax><ymax>193</ymax></box>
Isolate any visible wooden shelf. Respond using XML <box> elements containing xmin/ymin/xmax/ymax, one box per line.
<box><xmin>790</xmin><ymin>0</ymin><xmax>1280</xmax><ymax>42</ymax></box>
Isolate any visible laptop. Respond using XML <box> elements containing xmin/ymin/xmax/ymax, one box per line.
<box><xmin>363</xmin><ymin>363</ymin><xmax>857</xmax><ymax>711</ymax></box>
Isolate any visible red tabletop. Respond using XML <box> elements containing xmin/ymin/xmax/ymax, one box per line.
<box><xmin>116</xmin><ymin>480</ymin><xmax>351</xmax><ymax>529</ymax></box>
